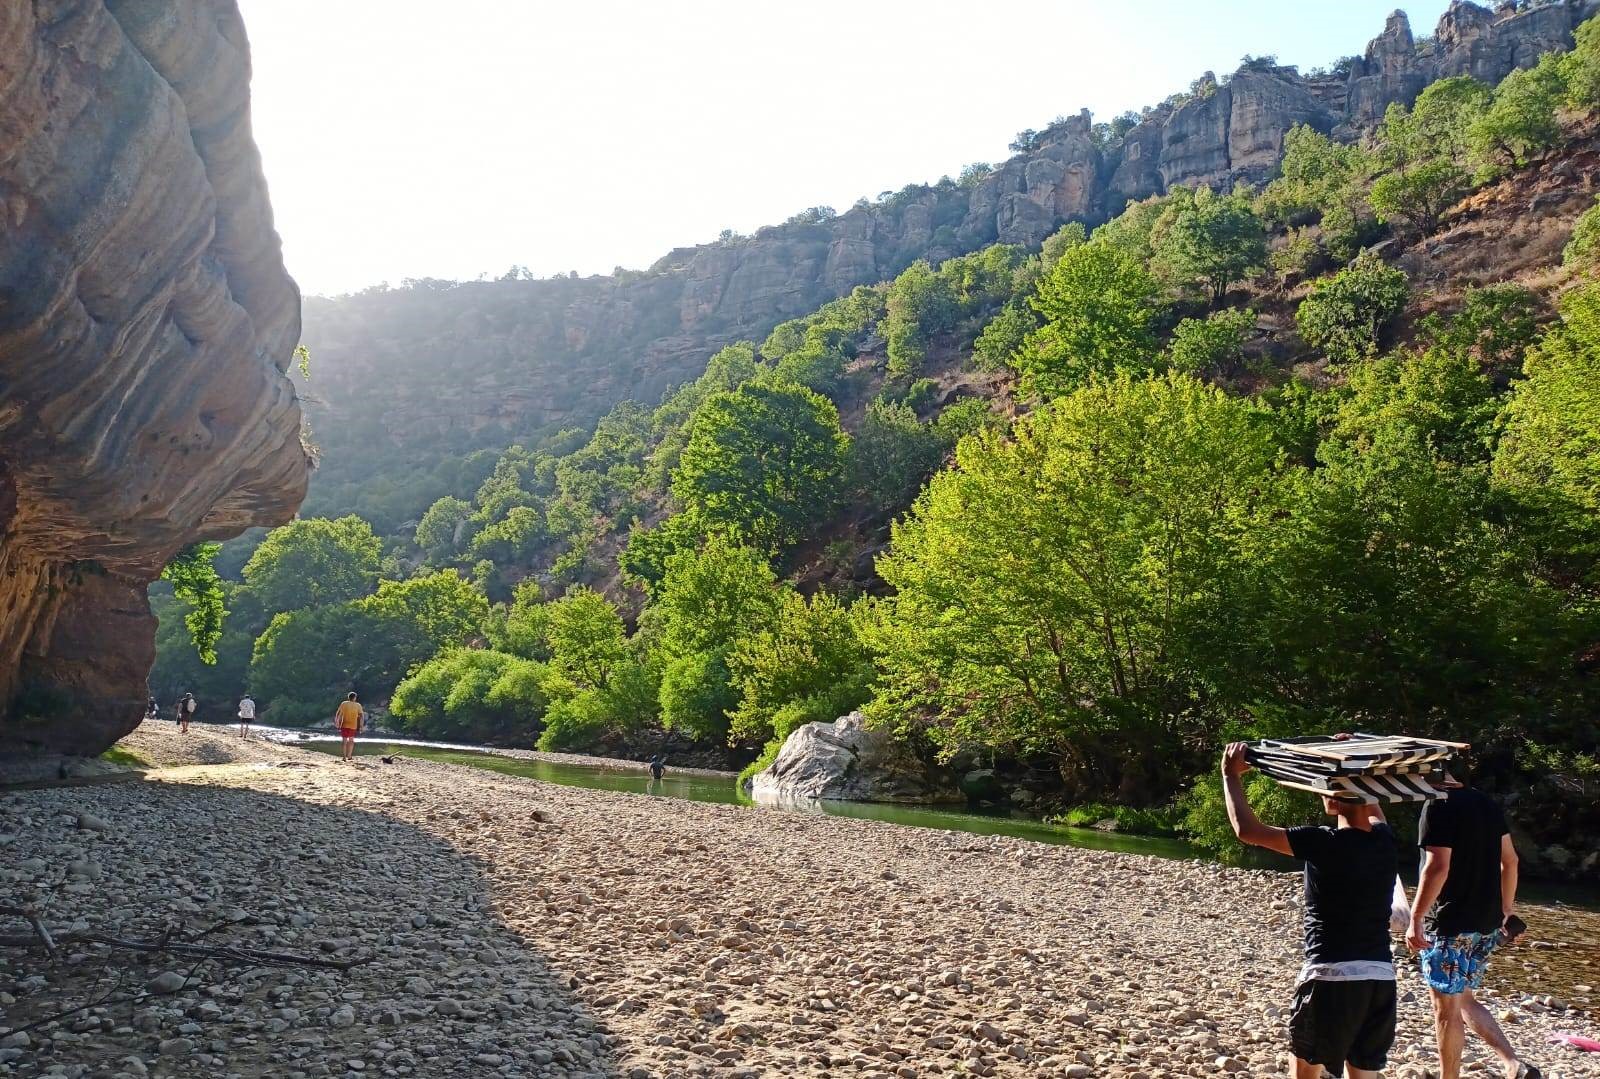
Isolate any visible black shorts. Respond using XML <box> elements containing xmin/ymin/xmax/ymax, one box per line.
<box><xmin>1288</xmin><ymin>979</ymin><xmax>1396</xmax><ymax>1076</ymax></box>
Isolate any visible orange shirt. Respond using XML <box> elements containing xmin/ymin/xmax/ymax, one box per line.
<box><xmin>335</xmin><ymin>700</ymin><xmax>363</xmax><ymax>731</ymax></box>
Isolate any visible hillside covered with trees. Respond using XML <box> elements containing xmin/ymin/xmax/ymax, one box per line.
<box><xmin>154</xmin><ymin>6</ymin><xmax>1600</xmax><ymax>874</ymax></box>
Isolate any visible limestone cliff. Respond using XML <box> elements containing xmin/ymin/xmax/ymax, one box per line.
<box><xmin>0</xmin><ymin>1</ymin><xmax>308</xmax><ymax>760</ymax></box>
<box><xmin>301</xmin><ymin>1</ymin><xmax>1600</xmax><ymax>519</ymax></box>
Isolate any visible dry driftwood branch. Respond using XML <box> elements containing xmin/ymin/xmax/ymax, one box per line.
<box><xmin>0</xmin><ymin>904</ymin><xmax>57</xmax><ymax>956</ymax></box>
<box><xmin>0</xmin><ymin>907</ymin><xmax>366</xmax><ymax>969</ymax></box>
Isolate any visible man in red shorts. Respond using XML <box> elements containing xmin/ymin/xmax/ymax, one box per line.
<box><xmin>334</xmin><ymin>692</ymin><xmax>363</xmax><ymax>762</ymax></box>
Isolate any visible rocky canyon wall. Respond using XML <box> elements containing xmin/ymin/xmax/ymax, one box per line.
<box><xmin>0</xmin><ymin>1</ymin><xmax>308</xmax><ymax>761</ymax></box>
<box><xmin>302</xmin><ymin>1</ymin><xmax>1600</xmax><ymax>479</ymax></box>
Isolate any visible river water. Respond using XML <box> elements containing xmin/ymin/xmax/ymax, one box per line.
<box><xmin>257</xmin><ymin>727</ymin><xmax>1599</xmax><ymax>1014</ymax></box>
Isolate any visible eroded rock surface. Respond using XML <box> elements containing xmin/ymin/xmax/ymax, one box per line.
<box><xmin>750</xmin><ymin>712</ymin><xmax>962</xmax><ymax>805</ymax></box>
<box><xmin>0</xmin><ymin>2</ymin><xmax>307</xmax><ymax>760</ymax></box>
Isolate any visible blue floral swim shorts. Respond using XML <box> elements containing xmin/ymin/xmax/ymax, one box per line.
<box><xmin>1420</xmin><ymin>930</ymin><xmax>1501</xmax><ymax>995</ymax></box>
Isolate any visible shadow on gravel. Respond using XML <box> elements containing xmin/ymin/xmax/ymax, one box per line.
<box><xmin>0</xmin><ymin>774</ymin><xmax>622</xmax><ymax>1077</ymax></box>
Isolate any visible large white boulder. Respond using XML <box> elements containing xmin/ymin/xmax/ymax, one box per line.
<box><xmin>748</xmin><ymin>712</ymin><xmax>962</xmax><ymax>805</ymax></box>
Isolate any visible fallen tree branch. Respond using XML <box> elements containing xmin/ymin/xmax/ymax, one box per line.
<box><xmin>0</xmin><ymin>908</ymin><xmax>366</xmax><ymax>969</ymax></box>
<box><xmin>0</xmin><ymin>905</ymin><xmax>57</xmax><ymax>957</ymax></box>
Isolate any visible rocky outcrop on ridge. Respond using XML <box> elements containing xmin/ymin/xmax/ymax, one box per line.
<box><xmin>0</xmin><ymin>2</ymin><xmax>308</xmax><ymax>761</ymax></box>
<box><xmin>749</xmin><ymin>712</ymin><xmax>963</xmax><ymax>805</ymax></box>
<box><xmin>301</xmin><ymin>1</ymin><xmax>1600</xmax><ymax>486</ymax></box>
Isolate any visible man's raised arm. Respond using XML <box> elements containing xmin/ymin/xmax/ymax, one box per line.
<box><xmin>1221</xmin><ymin>741</ymin><xmax>1293</xmax><ymax>857</ymax></box>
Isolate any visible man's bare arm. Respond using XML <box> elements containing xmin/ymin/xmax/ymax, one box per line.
<box><xmin>1408</xmin><ymin>846</ymin><xmax>1452</xmax><ymax>952</ymax></box>
<box><xmin>1499</xmin><ymin>833</ymin><xmax>1519</xmax><ymax>930</ymax></box>
<box><xmin>1221</xmin><ymin>742</ymin><xmax>1293</xmax><ymax>857</ymax></box>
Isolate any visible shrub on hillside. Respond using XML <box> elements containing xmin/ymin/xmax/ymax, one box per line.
<box><xmin>1295</xmin><ymin>253</ymin><xmax>1409</xmax><ymax>364</ymax></box>
<box><xmin>1565</xmin><ymin>195</ymin><xmax>1600</xmax><ymax>269</ymax></box>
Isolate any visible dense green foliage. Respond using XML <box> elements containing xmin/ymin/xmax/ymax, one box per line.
<box><xmin>150</xmin><ymin>24</ymin><xmax>1600</xmax><ymax>863</ymax></box>
<box><xmin>1294</xmin><ymin>252</ymin><xmax>1409</xmax><ymax>364</ymax></box>
<box><xmin>159</xmin><ymin>543</ymin><xmax>227</xmax><ymax>664</ymax></box>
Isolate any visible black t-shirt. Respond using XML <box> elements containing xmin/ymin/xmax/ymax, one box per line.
<box><xmin>1418</xmin><ymin>787</ymin><xmax>1509</xmax><ymax>937</ymax></box>
<box><xmin>1287</xmin><ymin>823</ymin><xmax>1398</xmax><ymax>964</ymax></box>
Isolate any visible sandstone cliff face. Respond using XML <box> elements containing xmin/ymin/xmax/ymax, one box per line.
<box><xmin>0</xmin><ymin>1</ymin><xmax>307</xmax><ymax>760</ymax></box>
<box><xmin>302</xmin><ymin>2</ymin><xmax>1600</xmax><ymax>485</ymax></box>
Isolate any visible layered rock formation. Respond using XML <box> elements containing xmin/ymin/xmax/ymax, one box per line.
<box><xmin>748</xmin><ymin>712</ymin><xmax>962</xmax><ymax>805</ymax></box>
<box><xmin>0</xmin><ymin>1</ymin><xmax>308</xmax><ymax>761</ymax></box>
<box><xmin>302</xmin><ymin>1</ymin><xmax>1600</xmax><ymax>489</ymax></box>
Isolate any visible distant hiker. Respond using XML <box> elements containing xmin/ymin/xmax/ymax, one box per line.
<box><xmin>649</xmin><ymin>754</ymin><xmax>665</xmax><ymax>782</ymax></box>
<box><xmin>180</xmin><ymin>692</ymin><xmax>197</xmax><ymax>733</ymax></box>
<box><xmin>334</xmin><ymin>692</ymin><xmax>364</xmax><ymax>762</ymax></box>
<box><xmin>1408</xmin><ymin>775</ymin><xmax>1538</xmax><ymax>1079</ymax></box>
<box><xmin>237</xmin><ymin>694</ymin><xmax>256</xmax><ymax>739</ymax></box>
<box><xmin>145</xmin><ymin>696</ymin><xmax>159</xmax><ymax>722</ymax></box>
<box><xmin>1222</xmin><ymin>742</ymin><xmax>1398</xmax><ymax>1079</ymax></box>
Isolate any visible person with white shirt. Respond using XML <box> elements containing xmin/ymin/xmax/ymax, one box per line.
<box><xmin>237</xmin><ymin>694</ymin><xmax>256</xmax><ymax>739</ymax></box>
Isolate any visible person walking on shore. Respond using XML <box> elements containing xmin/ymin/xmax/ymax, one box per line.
<box><xmin>179</xmin><ymin>692</ymin><xmax>196</xmax><ymax>734</ymax></box>
<box><xmin>334</xmin><ymin>692</ymin><xmax>364</xmax><ymax>762</ymax></box>
<box><xmin>1408</xmin><ymin>777</ymin><xmax>1539</xmax><ymax>1079</ymax></box>
<box><xmin>1222</xmin><ymin>742</ymin><xmax>1398</xmax><ymax>1079</ymax></box>
<box><xmin>145</xmin><ymin>696</ymin><xmax>159</xmax><ymax>722</ymax></box>
<box><xmin>237</xmin><ymin>694</ymin><xmax>256</xmax><ymax>739</ymax></box>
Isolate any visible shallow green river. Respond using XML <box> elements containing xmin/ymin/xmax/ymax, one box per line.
<box><xmin>278</xmin><ymin>733</ymin><xmax>1203</xmax><ymax>859</ymax></box>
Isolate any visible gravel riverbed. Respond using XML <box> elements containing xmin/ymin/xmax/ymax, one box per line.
<box><xmin>0</xmin><ymin>724</ymin><xmax>1594</xmax><ymax>1078</ymax></box>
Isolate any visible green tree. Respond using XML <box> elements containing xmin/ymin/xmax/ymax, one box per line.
<box><xmin>728</xmin><ymin>590</ymin><xmax>873</xmax><ymax>748</ymax></box>
<box><xmin>1565</xmin><ymin>195</ymin><xmax>1600</xmax><ymax>269</ymax></box>
<box><xmin>242</xmin><ymin>516</ymin><xmax>382</xmax><ymax>615</ymax></box>
<box><xmin>1418</xmin><ymin>284</ymin><xmax>1541</xmax><ymax>373</ymax></box>
<box><xmin>1369</xmin><ymin>159</ymin><xmax>1472</xmax><ymax>236</ymax></box>
<box><xmin>1468</xmin><ymin>55</ymin><xmax>1565</xmax><ymax>176</ymax></box>
<box><xmin>884</xmin><ymin>260</ymin><xmax>959</xmax><ymax>378</ymax></box>
<box><xmin>652</xmin><ymin>536</ymin><xmax>781</xmax><ymax>660</ymax></box>
<box><xmin>415</xmin><ymin>496</ymin><xmax>471</xmax><ymax>559</ymax></box>
<box><xmin>1256</xmin><ymin>126</ymin><xmax>1375</xmax><ymax>260</ymax></box>
<box><xmin>360</xmin><ymin>570</ymin><xmax>488</xmax><ymax>650</ymax></box>
<box><xmin>869</xmin><ymin>373</ymin><xmax>1282</xmax><ymax>799</ymax></box>
<box><xmin>542</xmin><ymin>587</ymin><xmax>626</xmax><ymax>687</ymax></box>
<box><xmin>658</xmin><ymin>648</ymin><xmax>740</xmax><ymax>742</ymax></box>
<box><xmin>1166</xmin><ymin>308</ymin><xmax>1256</xmax><ymax>378</ymax></box>
<box><xmin>1561</xmin><ymin>13</ymin><xmax>1600</xmax><ymax>110</ymax></box>
<box><xmin>159</xmin><ymin>542</ymin><xmax>227</xmax><ymax>664</ymax></box>
<box><xmin>1295</xmin><ymin>252</ymin><xmax>1409</xmax><ymax>364</ymax></box>
<box><xmin>1327</xmin><ymin>347</ymin><xmax>1497</xmax><ymax>468</ymax></box>
<box><xmin>850</xmin><ymin>400</ymin><xmax>951</xmax><ymax>513</ymax></box>
<box><xmin>1494</xmin><ymin>282</ymin><xmax>1600</xmax><ymax>513</ymax></box>
<box><xmin>673</xmin><ymin>382</ymin><xmax>849</xmax><ymax>549</ymax></box>
<box><xmin>390</xmin><ymin>649</ymin><xmax>544</xmax><ymax>742</ymax></box>
<box><xmin>247</xmin><ymin>602</ymin><xmax>397</xmax><ymax>726</ymax></box>
<box><xmin>1153</xmin><ymin>188</ymin><xmax>1268</xmax><ymax>303</ymax></box>
<box><xmin>1016</xmin><ymin>241</ymin><xmax>1164</xmax><ymax>398</ymax></box>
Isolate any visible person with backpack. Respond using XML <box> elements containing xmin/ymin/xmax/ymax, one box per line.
<box><xmin>334</xmin><ymin>692</ymin><xmax>364</xmax><ymax>762</ymax></box>
<box><xmin>179</xmin><ymin>692</ymin><xmax>197</xmax><ymax>733</ymax></box>
<box><xmin>649</xmin><ymin>754</ymin><xmax>665</xmax><ymax>782</ymax></box>
<box><xmin>145</xmin><ymin>696</ymin><xmax>159</xmax><ymax>723</ymax></box>
<box><xmin>237</xmin><ymin>694</ymin><xmax>256</xmax><ymax>740</ymax></box>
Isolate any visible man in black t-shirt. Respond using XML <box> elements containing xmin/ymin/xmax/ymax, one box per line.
<box><xmin>1408</xmin><ymin>782</ymin><xmax>1538</xmax><ymax>1079</ymax></box>
<box><xmin>1222</xmin><ymin>742</ymin><xmax>1398</xmax><ymax>1079</ymax></box>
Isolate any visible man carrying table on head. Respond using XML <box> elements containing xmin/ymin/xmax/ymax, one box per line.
<box><xmin>1221</xmin><ymin>741</ymin><xmax>1399</xmax><ymax>1079</ymax></box>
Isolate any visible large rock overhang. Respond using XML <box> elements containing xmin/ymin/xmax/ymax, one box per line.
<box><xmin>0</xmin><ymin>1</ymin><xmax>308</xmax><ymax>761</ymax></box>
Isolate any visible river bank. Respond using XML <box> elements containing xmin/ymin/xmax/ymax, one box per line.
<box><xmin>1</xmin><ymin>725</ymin><xmax>1595</xmax><ymax>1079</ymax></box>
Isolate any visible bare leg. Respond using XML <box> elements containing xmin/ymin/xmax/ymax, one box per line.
<box><xmin>1432</xmin><ymin>989</ymin><xmax>1467</xmax><ymax>1079</ymax></box>
<box><xmin>1291</xmin><ymin>1056</ymin><xmax>1323</xmax><ymax>1079</ymax></box>
<box><xmin>1347</xmin><ymin>1068</ymin><xmax>1382</xmax><ymax>1079</ymax></box>
<box><xmin>1461</xmin><ymin>990</ymin><xmax>1520</xmax><ymax>1076</ymax></box>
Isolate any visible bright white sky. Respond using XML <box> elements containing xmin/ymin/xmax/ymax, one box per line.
<box><xmin>238</xmin><ymin>1</ymin><xmax>1454</xmax><ymax>297</ymax></box>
